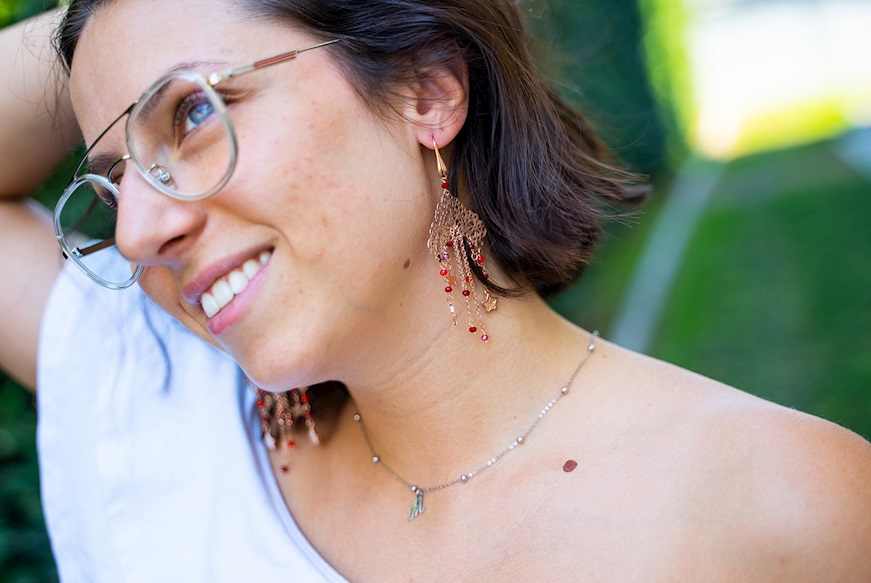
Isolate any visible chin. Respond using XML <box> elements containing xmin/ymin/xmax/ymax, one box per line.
<box><xmin>230</xmin><ymin>346</ymin><xmax>324</xmax><ymax>393</ymax></box>
<box><xmin>240</xmin><ymin>366</ymin><xmax>306</xmax><ymax>392</ymax></box>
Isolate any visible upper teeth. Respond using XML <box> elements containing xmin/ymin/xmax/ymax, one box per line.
<box><xmin>202</xmin><ymin>251</ymin><xmax>271</xmax><ymax>318</ymax></box>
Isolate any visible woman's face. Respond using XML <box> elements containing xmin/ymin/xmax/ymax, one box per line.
<box><xmin>70</xmin><ymin>0</ymin><xmax>444</xmax><ymax>389</ymax></box>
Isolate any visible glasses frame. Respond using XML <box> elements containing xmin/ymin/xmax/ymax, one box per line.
<box><xmin>54</xmin><ymin>39</ymin><xmax>339</xmax><ymax>290</ymax></box>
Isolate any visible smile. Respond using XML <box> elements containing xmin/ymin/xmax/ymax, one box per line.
<box><xmin>201</xmin><ymin>251</ymin><xmax>272</xmax><ymax>318</ymax></box>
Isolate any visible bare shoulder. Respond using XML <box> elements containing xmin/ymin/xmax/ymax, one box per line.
<box><xmin>590</xmin><ymin>339</ymin><xmax>871</xmax><ymax>580</ymax></box>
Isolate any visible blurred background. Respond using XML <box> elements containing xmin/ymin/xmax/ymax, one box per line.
<box><xmin>1</xmin><ymin>0</ymin><xmax>869</xmax><ymax>580</ymax></box>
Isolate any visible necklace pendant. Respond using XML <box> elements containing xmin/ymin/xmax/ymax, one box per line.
<box><xmin>408</xmin><ymin>487</ymin><xmax>425</xmax><ymax>521</ymax></box>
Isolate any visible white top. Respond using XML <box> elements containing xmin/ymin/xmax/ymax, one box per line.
<box><xmin>37</xmin><ymin>263</ymin><xmax>348</xmax><ymax>583</ymax></box>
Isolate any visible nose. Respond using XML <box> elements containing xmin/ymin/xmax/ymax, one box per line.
<box><xmin>114</xmin><ymin>168</ymin><xmax>207</xmax><ymax>266</ymax></box>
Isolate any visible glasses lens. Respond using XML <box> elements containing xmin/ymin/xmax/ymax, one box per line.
<box><xmin>56</xmin><ymin>176</ymin><xmax>140</xmax><ymax>288</ymax></box>
<box><xmin>128</xmin><ymin>72</ymin><xmax>235</xmax><ymax>200</ymax></box>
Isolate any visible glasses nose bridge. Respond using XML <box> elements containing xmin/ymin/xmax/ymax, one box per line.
<box><xmin>113</xmin><ymin>158</ymin><xmax>179</xmax><ymax>207</ymax></box>
<box><xmin>113</xmin><ymin>164</ymin><xmax>208</xmax><ymax>269</ymax></box>
<box><xmin>116</xmin><ymin>157</ymin><xmax>180</xmax><ymax>207</ymax></box>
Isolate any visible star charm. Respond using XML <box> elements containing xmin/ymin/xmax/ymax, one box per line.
<box><xmin>483</xmin><ymin>296</ymin><xmax>498</xmax><ymax>312</ymax></box>
<box><xmin>446</xmin><ymin>275</ymin><xmax>458</xmax><ymax>287</ymax></box>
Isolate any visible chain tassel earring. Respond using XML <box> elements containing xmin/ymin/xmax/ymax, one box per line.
<box><xmin>252</xmin><ymin>384</ymin><xmax>320</xmax><ymax>473</ymax></box>
<box><xmin>427</xmin><ymin>139</ymin><xmax>495</xmax><ymax>342</ymax></box>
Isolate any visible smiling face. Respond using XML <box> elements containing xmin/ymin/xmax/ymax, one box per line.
<box><xmin>69</xmin><ymin>0</ymin><xmax>457</xmax><ymax>390</ymax></box>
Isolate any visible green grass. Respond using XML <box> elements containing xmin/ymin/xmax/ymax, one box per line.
<box><xmin>651</xmin><ymin>139</ymin><xmax>871</xmax><ymax>439</ymax></box>
<box><xmin>555</xmin><ymin>136</ymin><xmax>871</xmax><ymax>440</ymax></box>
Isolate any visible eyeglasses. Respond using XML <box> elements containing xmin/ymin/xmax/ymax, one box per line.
<box><xmin>54</xmin><ymin>39</ymin><xmax>338</xmax><ymax>290</ymax></box>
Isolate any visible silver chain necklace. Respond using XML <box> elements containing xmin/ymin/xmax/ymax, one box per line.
<box><xmin>353</xmin><ymin>330</ymin><xmax>598</xmax><ymax>521</ymax></box>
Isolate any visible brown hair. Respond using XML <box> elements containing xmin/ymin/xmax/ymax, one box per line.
<box><xmin>58</xmin><ymin>0</ymin><xmax>639</xmax><ymax>298</ymax></box>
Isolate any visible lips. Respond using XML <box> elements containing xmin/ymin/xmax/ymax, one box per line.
<box><xmin>201</xmin><ymin>251</ymin><xmax>272</xmax><ymax>318</ymax></box>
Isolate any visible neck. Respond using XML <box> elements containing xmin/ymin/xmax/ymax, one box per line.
<box><xmin>334</xmin><ymin>292</ymin><xmax>594</xmax><ymax>487</ymax></box>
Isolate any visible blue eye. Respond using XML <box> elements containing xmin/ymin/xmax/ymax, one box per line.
<box><xmin>184</xmin><ymin>100</ymin><xmax>215</xmax><ymax>133</ymax></box>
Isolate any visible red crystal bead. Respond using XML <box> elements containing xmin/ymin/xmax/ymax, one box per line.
<box><xmin>445</xmin><ymin>286</ymin><xmax>453</xmax><ymax>293</ymax></box>
<box><xmin>440</xmin><ymin>269</ymin><xmax>448</xmax><ymax>277</ymax></box>
<box><xmin>483</xmin><ymin>274</ymin><xmax>490</xmax><ymax>279</ymax></box>
<box><xmin>288</xmin><ymin>439</ymin><xmax>296</xmax><ymax>448</ymax></box>
<box><xmin>477</xmin><ymin>256</ymin><xmax>485</xmax><ymax>264</ymax></box>
<box><xmin>262</xmin><ymin>416</ymin><xmax>270</xmax><ymax>423</ymax></box>
<box><xmin>442</xmin><ymin>181</ymin><xmax>450</xmax><ymax>189</ymax></box>
<box><xmin>469</xmin><ymin>326</ymin><xmax>477</xmax><ymax>333</ymax></box>
<box><xmin>280</xmin><ymin>465</ymin><xmax>289</xmax><ymax>474</ymax></box>
<box><xmin>462</xmin><ymin>290</ymin><xmax>471</xmax><ymax>297</ymax></box>
<box><xmin>446</xmin><ymin>241</ymin><xmax>454</xmax><ymax>248</ymax></box>
<box><xmin>256</xmin><ymin>400</ymin><xmax>264</xmax><ymax>408</ymax></box>
<box><xmin>300</xmin><ymin>394</ymin><xmax>309</xmax><ymax>404</ymax></box>
<box><xmin>465</xmin><ymin>276</ymin><xmax>472</xmax><ymax>282</ymax></box>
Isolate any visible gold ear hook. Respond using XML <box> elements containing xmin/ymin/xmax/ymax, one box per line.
<box><xmin>432</xmin><ymin>138</ymin><xmax>448</xmax><ymax>183</ymax></box>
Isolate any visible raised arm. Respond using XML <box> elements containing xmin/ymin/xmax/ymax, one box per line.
<box><xmin>0</xmin><ymin>9</ymin><xmax>80</xmax><ymax>390</ymax></box>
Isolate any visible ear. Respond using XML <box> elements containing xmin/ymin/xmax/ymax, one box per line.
<box><xmin>403</xmin><ymin>57</ymin><xmax>469</xmax><ymax>149</ymax></box>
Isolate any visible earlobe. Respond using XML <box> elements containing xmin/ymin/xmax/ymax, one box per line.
<box><xmin>406</xmin><ymin>58</ymin><xmax>469</xmax><ymax>148</ymax></box>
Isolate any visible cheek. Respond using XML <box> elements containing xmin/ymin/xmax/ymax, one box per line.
<box><xmin>245</xmin><ymin>101</ymin><xmax>372</xmax><ymax>239</ymax></box>
<box><xmin>138</xmin><ymin>267</ymin><xmax>178</xmax><ymax>312</ymax></box>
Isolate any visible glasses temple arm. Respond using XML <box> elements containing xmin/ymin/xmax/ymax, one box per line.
<box><xmin>207</xmin><ymin>39</ymin><xmax>340</xmax><ymax>86</ymax></box>
<box><xmin>64</xmin><ymin>237</ymin><xmax>117</xmax><ymax>259</ymax></box>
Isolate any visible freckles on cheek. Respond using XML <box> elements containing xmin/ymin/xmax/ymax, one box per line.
<box><xmin>306</xmin><ymin>97</ymin><xmax>353</xmax><ymax>154</ymax></box>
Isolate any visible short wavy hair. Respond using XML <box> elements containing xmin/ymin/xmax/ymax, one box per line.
<box><xmin>57</xmin><ymin>0</ymin><xmax>639</xmax><ymax>298</ymax></box>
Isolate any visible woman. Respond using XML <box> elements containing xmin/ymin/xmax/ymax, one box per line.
<box><xmin>1</xmin><ymin>1</ymin><xmax>870</xmax><ymax>581</ymax></box>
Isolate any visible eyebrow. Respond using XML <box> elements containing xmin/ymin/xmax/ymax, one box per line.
<box><xmin>86</xmin><ymin>152</ymin><xmax>121</xmax><ymax>178</ymax></box>
<box><xmin>82</xmin><ymin>59</ymin><xmax>230</xmax><ymax>176</ymax></box>
<box><xmin>136</xmin><ymin>60</ymin><xmax>227</xmax><ymax>124</ymax></box>
<box><xmin>170</xmin><ymin>59</ymin><xmax>227</xmax><ymax>74</ymax></box>
<box><xmin>139</xmin><ymin>61</ymin><xmax>237</xmax><ymax>121</ymax></box>
<box><xmin>133</xmin><ymin>78</ymin><xmax>173</xmax><ymax>124</ymax></box>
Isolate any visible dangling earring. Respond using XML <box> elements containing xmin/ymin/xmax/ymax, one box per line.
<box><xmin>293</xmin><ymin>386</ymin><xmax>320</xmax><ymax>446</ymax></box>
<box><xmin>252</xmin><ymin>384</ymin><xmax>320</xmax><ymax>474</ymax></box>
<box><xmin>426</xmin><ymin>139</ymin><xmax>496</xmax><ymax>342</ymax></box>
